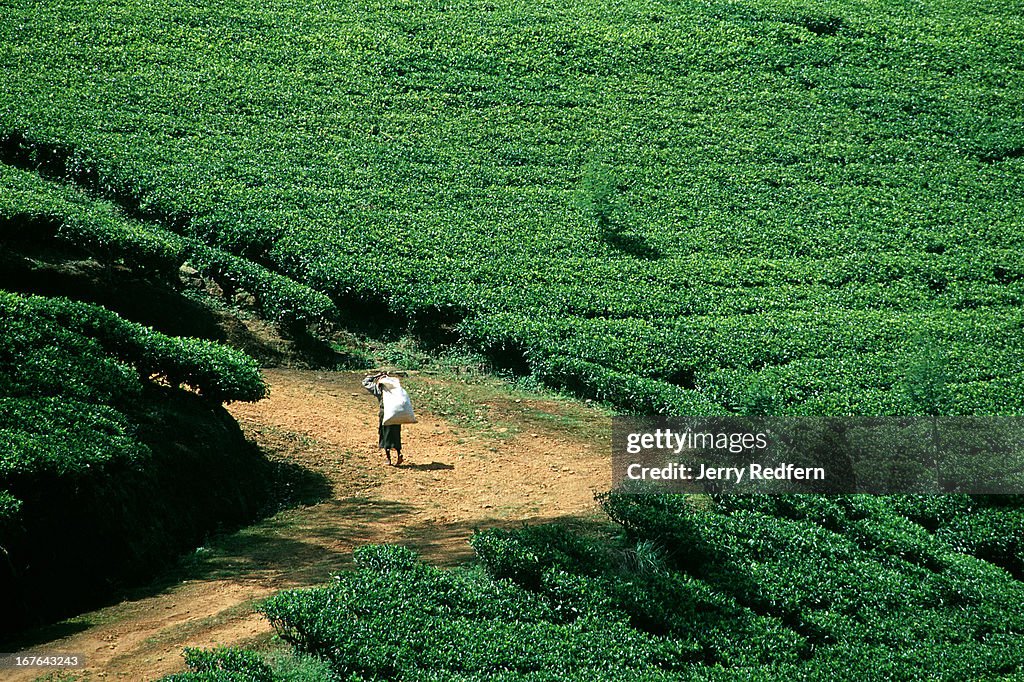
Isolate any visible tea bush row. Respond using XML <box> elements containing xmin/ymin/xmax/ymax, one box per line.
<box><xmin>0</xmin><ymin>163</ymin><xmax>337</xmax><ymax>328</ymax></box>
<box><xmin>260</xmin><ymin>551</ymin><xmax>702</xmax><ymax>679</ymax></box>
<box><xmin>0</xmin><ymin>291</ymin><xmax>266</xmax><ymax>530</ymax></box>
<box><xmin>599</xmin><ymin>493</ymin><xmax>1024</xmax><ymax>659</ymax></box>
<box><xmin>1</xmin><ymin>291</ymin><xmax>266</xmax><ymax>402</ymax></box>
<box><xmin>462</xmin><ymin>307</ymin><xmax>1024</xmax><ymax>414</ymax></box>
<box><xmin>163</xmin><ymin>647</ymin><xmax>274</xmax><ymax>682</ymax></box>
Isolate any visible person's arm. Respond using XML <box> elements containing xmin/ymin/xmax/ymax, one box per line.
<box><xmin>364</xmin><ymin>374</ymin><xmax>385</xmax><ymax>395</ymax></box>
<box><xmin>362</xmin><ymin>374</ymin><xmax>383</xmax><ymax>398</ymax></box>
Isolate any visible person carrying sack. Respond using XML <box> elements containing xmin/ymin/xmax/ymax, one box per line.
<box><xmin>362</xmin><ymin>371</ymin><xmax>416</xmax><ymax>466</ymax></box>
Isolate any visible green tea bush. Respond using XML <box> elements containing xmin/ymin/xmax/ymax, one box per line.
<box><xmin>0</xmin><ymin>163</ymin><xmax>182</xmax><ymax>276</ymax></box>
<box><xmin>261</xmin><ymin>547</ymin><xmax>713</xmax><ymax>680</ymax></box>
<box><xmin>263</xmin><ymin>652</ymin><xmax>337</xmax><ymax>682</ymax></box>
<box><xmin>596</xmin><ymin>491</ymin><xmax>713</xmax><ymax>572</ymax></box>
<box><xmin>471</xmin><ymin>525</ymin><xmax>609</xmax><ymax>589</ymax></box>
<box><xmin>184</xmin><ymin>241</ymin><xmax>337</xmax><ymax>329</ymax></box>
<box><xmin>472</xmin><ymin>523</ymin><xmax>804</xmax><ymax>665</ymax></box>
<box><xmin>163</xmin><ymin>647</ymin><xmax>274</xmax><ymax>682</ymax></box>
<box><xmin>0</xmin><ymin>291</ymin><xmax>273</xmax><ymax>633</ymax></box>
<box><xmin>0</xmin><ymin>397</ymin><xmax>148</xmax><ymax>478</ymax></box>
<box><xmin>1</xmin><ymin>291</ymin><xmax>266</xmax><ymax>402</ymax></box>
<box><xmin>0</xmin><ymin>163</ymin><xmax>338</xmax><ymax>329</ymax></box>
<box><xmin>935</xmin><ymin>507</ymin><xmax>1024</xmax><ymax>578</ymax></box>
<box><xmin>351</xmin><ymin>543</ymin><xmax>420</xmax><ymax>573</ymax></box>
<box><xmin>257</xmin><ymin>493</ymin><xmax>1024</xmax><ymax>679</ymax></box>
<box><xmin>597</xmin><ymin>493</ymin><xmax>1024</xmax><ymax>671</ymax></box>
<box><xmin>844</xmin><ymin>495</ymin><xmax>1024</xmax><ymax>577</ymax></box>
<box><xmin>1</xmin><ymin>385</ymin><xmax>277</xmax><ymax>634</ymax></box>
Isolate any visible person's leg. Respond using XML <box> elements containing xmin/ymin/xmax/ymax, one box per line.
<box><xmin>385</xmin><ymin>448</ymin><xmax>392</xmax><ymax>465</ymax></box>
<box><xmin>394</xmin><ymin>425</ymin><xmax>402</xmax><ymax>465</ymax></box>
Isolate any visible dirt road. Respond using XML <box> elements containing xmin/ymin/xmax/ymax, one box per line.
<box><xmin>8</xmin><ymin>369</ymin><xmax>611</xmax><ymax>680</ymax></box>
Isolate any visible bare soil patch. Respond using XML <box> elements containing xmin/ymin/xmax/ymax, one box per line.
<box><xmin>7</xmin><ymin>369</ymin><xmax>611</xmax><ymax>680</ymax></box>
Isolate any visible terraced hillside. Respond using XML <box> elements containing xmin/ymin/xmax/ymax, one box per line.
<box><xmin>2</xmin><ymin>0</ymin><xmax>1022</xmax><ymax>414</ymax></box>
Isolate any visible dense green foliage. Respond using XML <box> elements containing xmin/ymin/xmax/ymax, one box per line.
<box><xmin>3</xmin><ymin>0</ymin><xmax>1023</xmax><ymax>671</ymax></box>
<box><xmin>2</xmin><ymin>0</ymin><xmax>1022</xmax><ymax>413</ymax></box>
<box><xmin>0</xmin><ymin>288</ymin><xmax>265</xmax><ymax>521</ymax></box>
<box><xmin>260</xmin><ymin>493</ymin><xmax>1024</xmax><ymax>680</ymax></box>
<box><xmin>164</xmin><ymin>647</ymin><xmax>275</xmax><ymax>682</ymax></box>
<box><xmin>161</xmin><ymin>646</ymin><xmax>336</xmax><ymax>682</ymax></box>
<box><xmin>0</xmin><ymin>389</ymin><xmax>282</xmax><ymax>629</ymax></box>
<box><xmin>0</xmin><ymin>162</ymin><xmax>338</xmax><ymax>328</ymax></box>
<box><xmin>0</xmin><ymin>290</ymin><xmax>266</xmax><ymax>405</ymax></box>
<box><xmin>0</xmin><ymin>291</ymin><xmax>276</xmax><ymax>632</ymax></box>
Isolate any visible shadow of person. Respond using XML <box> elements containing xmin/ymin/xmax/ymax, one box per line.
<box><xmin>399</xmin><ymin>462</ymin><xmax>455</xmax><ymax>471</ymax></box>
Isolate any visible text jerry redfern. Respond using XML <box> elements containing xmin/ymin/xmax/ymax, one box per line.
<box><xmin>626</xmin><ymin>462</ymin><xmax>826</xmax><ymax>482</ymax></box>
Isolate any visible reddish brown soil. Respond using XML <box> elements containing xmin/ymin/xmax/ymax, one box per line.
<box><xmin>8</xmin><ymin>369</ymin><xmax>610</xmax><ymax>681</ymax></box>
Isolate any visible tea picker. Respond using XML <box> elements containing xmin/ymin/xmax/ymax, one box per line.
<box><xmin>361</xmin><ymin>371</ymin><xmax>417</xmax><ymax>466</ymax></box>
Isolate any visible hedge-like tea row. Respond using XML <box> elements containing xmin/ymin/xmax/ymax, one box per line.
<box><xmin>183</xmin><ymin>240</ymin><xmax>337</xmax><ymax>329</ymax></box>
<box><xmin>0</xmin><ymin>289</ymin><xmax>276</xmax><ymax>632</ymax></box>
<box><xmin>0</xmin><ymin>291</ymin><xmax>266</xmax><ymax>529</ymax></box>
<box><xmin>462</xmin><ymin>307</ymin><xmax>1024</xmax><ymax>415</ymax></box>
<box><xmin>0</xmin><ymin>164</ymin><xmax>337</xmax><ymax>328</ymax></box>
<box><xmin>0</xmin><ymin>397</ymin><xmax>148</xmax><ymax>479</ymax></box>
<box><xmin>599</xmin><ymin>493</ymin><xmax>1024</xmax><ymax>676</ymax></box>
<box><xmin>1</xmin><ymin>291</ymin><xmax>267</xmax><ymax>403</ymax></box>
<box><xmin>162</xmin><ymin>647</ymin><xmax>274</xmax><ymax>682</ymax></box>
<box><xmin>260</xmin><ymin>545</ymin><xmax>704</xmax><ymax>680</ymax></box>
<box><xmin>0</xmin><ymin>387</ymin><xmax>277</xmax><ymax>634</ymax></box>
<box><xmin>886</xmin><ymin>495</ymin><xmax>1024</xmax><ymax>578</ymax></box>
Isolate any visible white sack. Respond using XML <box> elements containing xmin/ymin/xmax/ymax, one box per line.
<box><xmin>378</xmin><ymin>377</ymin><xmax>417</xmax><ymax>425</ymax></box>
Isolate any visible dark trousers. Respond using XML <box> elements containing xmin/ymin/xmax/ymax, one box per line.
<box><xmin>378</xmin><ymin>407</ymin><xmax>402</xmax><ymax>451</ymax></box>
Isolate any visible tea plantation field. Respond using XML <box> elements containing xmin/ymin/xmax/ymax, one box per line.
<box><xmin>3</xmin><ymin>0</ymin><xmax>1024</xmax><ymax>676</ymax></box>
<box><xmin>3</xmin><ymin>0</ymin><xmax>1023</xmax><ymax>415</ymax></box>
